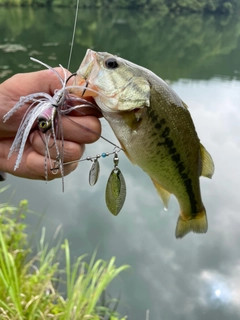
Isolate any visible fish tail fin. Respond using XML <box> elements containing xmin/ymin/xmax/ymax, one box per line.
<box><xmin>175</xmin><ymin>208</ymin><xmax>208</xmax><ymax>239</ymax></box>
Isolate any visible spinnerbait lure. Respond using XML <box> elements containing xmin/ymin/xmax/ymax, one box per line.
<box><xmin>3</xmin><ymin>58</ymin><xmax>127</xmax><ymax>214</ymax></box>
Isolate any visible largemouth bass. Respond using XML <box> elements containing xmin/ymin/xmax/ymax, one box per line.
<box><xmin>72</xmin><ymin>49</ymin><xmax>214</xmax><ymax>238</ymax></box>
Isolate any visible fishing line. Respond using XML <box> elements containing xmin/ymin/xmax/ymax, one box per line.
<box><xmin>67</xmin><ymin>0</ymin><xmax>80</xmax><ymax>70</ymax></box>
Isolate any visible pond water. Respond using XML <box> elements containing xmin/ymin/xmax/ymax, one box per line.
<box><xmin>0</xmin><ymin>6</ymin><xmax>240</xmax><ymax>320</ymax></box>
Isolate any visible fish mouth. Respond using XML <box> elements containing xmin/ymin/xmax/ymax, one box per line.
<box><xmin>70</xmin><ymin>49</ymin><xmax>99</xmax><ymax>99</ymax></box>
<box><xmin>69</xmin><ymin>49</ymin><xmax>105</xmax><ymax>116</ymax></box>
<box><xmin>71</xmin><ymin>74</ymin><xmax>98</xmax><ymax>96</ymax></box>
<box><xmin>69</xmin><ymin>73</ymin><xmax>103</xmax><ymax>117</ymax></box>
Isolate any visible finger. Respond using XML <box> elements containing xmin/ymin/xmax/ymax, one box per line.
<box><xmin>67</xmin><ymin>105</ymin><xmax>102</xmax><ymax>118</ymax></box>
<box><xmin>30</xmin><ymin>131</ymin><xmax>84</xmax><ymax>162</ymax></box>
<box><xmin>60</xmin><ymin>115</ymin><xmax>101</xmax><ymax>143</ymax></box>
<box><xmin>25</xmin><ymin>151</ymin><xmax>79</xmax><ymax>180</ymax></box>
<box><xmin>0</xmin><ymin>68</ymin><xmax>73</xmax><ymax>134</ymax></box>
<box><xmin>3</xmin><ymin>67</ymin><xmax>73</xmax><ymax>100</ymax></box>
<box><xmin>0</xmin><ymin>138</ymin><xmax>81</xmax><ymax>180</ymax></box>
<box><xmin>0</xmin><ymin>139</ymin><xmax>24</xmax><ymax>173</ymax></box>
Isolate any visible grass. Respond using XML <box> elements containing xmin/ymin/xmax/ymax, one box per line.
<box><xmin>0</xmin><ymin>193</ymin><xmax>129</xmax><ymax>320</ymax></box>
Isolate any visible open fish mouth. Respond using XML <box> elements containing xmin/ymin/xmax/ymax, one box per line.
<box><xmin>69</xmin><ymin>73</ymin><xmax>103</xmax><ymax>117</ymax></box>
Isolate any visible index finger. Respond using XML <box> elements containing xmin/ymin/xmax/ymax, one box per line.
<box><xmin>2</xmin><ymin>67</ymin><xmax>74</xmax><ymax>100</ymax></box>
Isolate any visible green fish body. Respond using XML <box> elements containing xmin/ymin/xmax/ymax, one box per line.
<box><xmin>74</xmin><ymin>49</ymin><xmax>214</xmax><ymax>238</ymax></box>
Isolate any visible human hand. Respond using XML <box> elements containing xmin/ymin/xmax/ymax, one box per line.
<box><xmin>0</xmin><ymin>68</ymin><xmax>101</xmax><ymax>180</ymax></box>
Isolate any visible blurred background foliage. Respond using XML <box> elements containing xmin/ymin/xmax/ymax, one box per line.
<box><xmin>0</xmin><ymin>0</ymin><xmax>239</xmax><ymax>14</ymax></box>
<box><xmin>0</xmin><ymin>7</ymin><xmax>239</xmax><ymax>82</ymax></box>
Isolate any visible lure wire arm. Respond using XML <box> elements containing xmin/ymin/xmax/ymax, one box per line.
<box><xmin>51</xmin><ymin>146</ymin><xmax>123</xmax><ymax>171</ymax></box>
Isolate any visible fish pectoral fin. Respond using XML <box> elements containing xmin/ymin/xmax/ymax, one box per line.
<box><xmin>200</xmin><ymin>143</ymin><xmax>215</xmax><ymax>178</ymax></box>
<box><xmin>175</xmin><ymin>209</ymin><xmax>208</xmax><ymax>239</ymax></box>
<box><xmin>121</xmin><ymin>110</ymin><xmax>141</xmax><ymax>130</ymax></box>
<box><xmin>118</xmin><ymin>77</ymin><xmax>150</xmax><ymax>111</ymax></box>
<box><xmin>151</xmin><ymin>178</ymin><xmax>171</xmax><ymax>210</ymax></box>
<box><xmin>121</xmin><ymin>108</ymin><xmax>147</xmax><ymax>130</ymax></box>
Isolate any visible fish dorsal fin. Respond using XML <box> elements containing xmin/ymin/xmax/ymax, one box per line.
<box><xmin>118</xmin><ymin>77</ymin><xmax>150</xmax><ymax>111</ymax></box>
<box><xmin>151</xmin><ymin>178</ymin><xmax>171</xmax><ymax>210</ymax></box>
<box><xmin>200</xmin><ymin>143</ymin><xmax>215</xmax><ymax>178</ymax></box>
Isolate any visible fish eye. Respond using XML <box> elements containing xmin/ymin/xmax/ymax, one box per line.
<box><xmin>105</xmin><ymin>58</ymin><xmax>119</xmax><ymax>69</ymax></box>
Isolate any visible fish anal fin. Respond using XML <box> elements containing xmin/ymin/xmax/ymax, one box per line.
<box><xmin>175</xmin><ymin>208</ymin><xmax>208</xmax><ymax>239</ymax></box>
<box><xmin>151</xmin><ymin>178</ymin><xmax>171</xmax><ymax>210</ymax></box>
<box><xmin>200</xmin><ymin>143</ymin><xmax>214</xmax><ymax>178</ymax></box>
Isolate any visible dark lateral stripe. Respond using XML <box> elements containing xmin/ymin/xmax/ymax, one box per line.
<box><xmin>147</xmin><ymin>107</ymin><xmax>198</xmax><ymax>215</ymax></box>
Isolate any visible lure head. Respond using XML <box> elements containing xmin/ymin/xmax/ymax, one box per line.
<box><xmin>38</xmin><ymin>117</ymin><xmax>52</xmax><ymax>133</ymax></box>
<box><xmin>37</xmin><ymin>106</ymin><xmax>57</xmax><ymax>133</ymax></box>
